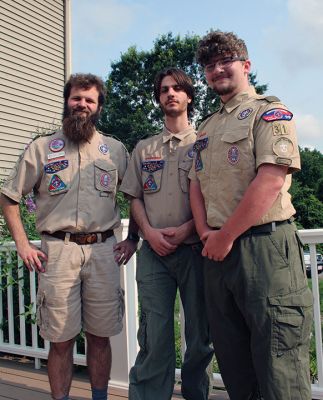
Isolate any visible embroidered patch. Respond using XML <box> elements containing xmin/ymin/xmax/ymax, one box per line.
<box><xmin>273</xmin><ymin>137</ymin><xmax>294</xmax><ymax>157</ymax></box>
<box><xmin>187</xmin><ymin>147</ymin><xmax>195</xmax><ymax>158</ymax></box>
<box><xmin>48</xmin><ymin>151</ymin><xmax>65</xmax><ymax>160</ymax></box>
<box><xmin>48</xmin><ymin>174</ymin><xmax>67</xmax><ymax>193</ymax></box>
<box><xmin>238</xmin><ymin>108</ymin><xmax>253</xmax><ymax>120</ymax></box>
<box><xmin>143</xmin><ymin>174</ymin><xmax>157</xmax><ymax>191</ymax></box>
<box><xmin>100</xmin><ymin>173</ymin><xmax>111</xmax><ymax>188</ymax></box>
<box><xmin>44</xmin><ymin>160</ymin><xmax>69</xmax><ymax>174</ymax></box>
<box><xmin>261</xmin><ymin>108</ymin><xmax>293</xmax><ymax>122</ymax></box>
<box><xmin>49</xmin><ymin>139</ymin><xmax>65</xmax><ymax>152</ymax></box>
<box><xmin>197</xmin><ymin>131</ymin><xmax>207</xmax><ymax>139</ymax></box>
<box><xmin>195</xmin><ymin>153</ymin><xmax>203</xmax><ymax>172</ymax></box>
<box><xmin>99</xmin><ymin>143</ymin><xmax>109</xmax><ymax>155</ymax></box>
<box><xmin>227</xmin><ymin>146</ymin><xmax>239</xmax><ymax>165</ymax></box>
<box><xmin>141</xmin><ymin>160</ymin><xmax>165</xmax><ymax>173</ymax></box>
<box><xmin>272</xmin><ymin>122</ymin><xmax>290</xmax><ymax>136</ymax></box>
<box><xmin>193</xmin><ymin>137</ymin><xmax>209</xmax><ymax>152</ymax></box>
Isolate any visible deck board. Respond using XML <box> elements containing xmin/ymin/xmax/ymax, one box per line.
<box><xmin>0</xmin><ymin>355</ymin><xmax>229</xmax><ymax>399</ymax></box>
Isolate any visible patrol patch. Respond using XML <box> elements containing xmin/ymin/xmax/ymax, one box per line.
<box><xmin>143</xmin><ymin>174</ymin><xmax>157</xmax><ymax>191</ymax></box>
<box><xmin>273</xmin><ymin>137</ymin><xmax>294</xmax><ymax>157</ymax></box>
<box><xmin>99</xmin><ymin>143</ymin><xmax>109</xmax><ymax>155</ymax></box>
<box><xmin>44</xmin><ymin>160</ymin><xmax>69</xmax><ymax>174</ymax></box>
<box><xmin>238</xmin><ymin>108</ymin><xmax>253</xmax><ymax>120</ymax></box>
<box><xmin>49</xmin><ymin>138</ymin><xmax>65</xmax><ymax>152</ymax></box>
<box><xmin>100</xmin><ymin>173</ymin><xmax>111</xmax><ymax>188</ymax></box>
<box><xmin>227</xmin><ymin>146</ymin><xmax>239</xmax><ymax>165</ymax></box>
<box><xmin>48</xmin><ymin>174</ymin><xmax>67</xmax><ymax>193</ymax></box>
<box><xmin>142</xmin><ymin>160</ymin><xmax>165</xmax><ymax>173</ymax></box>
<box><xmin>48</xmin><ymin>151</ymin><xmax>65</xmax><ymax>160</ymax></box>
<box><xmin>261</xmin><ymin>108</ymin><xmax>293</xmax><ymax>122</ymax></box>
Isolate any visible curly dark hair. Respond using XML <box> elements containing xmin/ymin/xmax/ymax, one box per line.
<box><xmin>154</xmin><ymin>67</ymin><xmax>194</xmax><ymax>117</ymax></box>
<box><xmin>63</xmin><ymin>73</ymin><xmax>106</xmax><ymax>111</ymax></box>
<box><xmin>196</xmin><ymin>30</ymin><xmax>248</xmax><ymax>66</ymax></box>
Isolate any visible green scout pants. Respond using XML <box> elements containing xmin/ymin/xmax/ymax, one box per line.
<box><xmin>129</xmin><ymin>241</ymin><xmax>213</xmax><ymax>400</ymax></box>
<box><xmin>204</xmin><ymin>221</ymin><xmax>313</xmax><ymax>400</ymax></box>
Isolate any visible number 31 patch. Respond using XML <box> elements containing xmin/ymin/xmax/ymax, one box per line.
<box><xmin>272</xmin><ymin>122</ymin><xmax>290</xmax><ymax>136</ymax></box>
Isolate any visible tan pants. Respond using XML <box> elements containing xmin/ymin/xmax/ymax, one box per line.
<box><xmin>37</xmin><ymin>234</ymin><xmax>124</xmax><ymax>342</ymax></box>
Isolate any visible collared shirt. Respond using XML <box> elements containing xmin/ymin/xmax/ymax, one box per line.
<box><xmin>120</xmin><ymin>126</ymin><xmax>199</xmax><ymax>243</ymax></box>
<box><xmin>188</xmin><ymin>86</ymin><xmax>300</xmax><ymax>228</ymax></box>
<box><xmin>1</xmin><ymin>130</ymin><xmax>129</xmax><ymax>233</ymax></box>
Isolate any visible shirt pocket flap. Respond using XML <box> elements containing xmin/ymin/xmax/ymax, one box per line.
<box><xmin>221</xmin><ymin>128</ymin><xmax>249</xmax><ymax>144</ymax></box>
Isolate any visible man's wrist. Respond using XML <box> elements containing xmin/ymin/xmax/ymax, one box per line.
<box><xmin>127</xmin><ymin>232</ymin><xmax>140</xmax><ymax>242</ymax></box>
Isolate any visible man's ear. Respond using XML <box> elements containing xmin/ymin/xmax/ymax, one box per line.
<box><xmin>243</xmin><ymin>59</ymin><xmax>251</xmax><ymax>75</ymax></box>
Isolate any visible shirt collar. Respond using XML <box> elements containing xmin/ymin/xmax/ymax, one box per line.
<box><xmin>220</xmin><ymin>86</ymin><xmax>257</xmax><ymax>114</ymax></box>
<box><xmin>162</xmin><ymin>125</ymin><xmax>194</xmax><ymax>143</ymax></box>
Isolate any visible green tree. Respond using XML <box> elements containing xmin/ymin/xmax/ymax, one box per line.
<box><xmin>99</xmin><ymin>32</ymin><xmax>267</xmax><ymax>151</ymax></box>
<box><xmin>294</xmin><ymin>148</ymin><xmax>323</xmax><ymax>194</ymax></box>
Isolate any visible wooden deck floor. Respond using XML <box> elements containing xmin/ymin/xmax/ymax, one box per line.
<box><xmin>0</xmin><ymin>355</ymin><xmax>229</xmax><ymax>400</ymax></box>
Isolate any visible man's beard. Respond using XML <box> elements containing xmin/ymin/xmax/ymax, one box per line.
<box><xmin>62</xmin><ymin>107</ymin><xmax>100</xmax><ymax>144</ymax></box>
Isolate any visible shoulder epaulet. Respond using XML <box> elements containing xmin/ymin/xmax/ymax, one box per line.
<box><xmin>263</xmin><ymin>95</ymin><xmax>281</xmax><ymax>103</ymax></box>
<box><xmin>31</xmin><ymin>130</ymin><xmax>58</xmax><ymax>142</ymax></box>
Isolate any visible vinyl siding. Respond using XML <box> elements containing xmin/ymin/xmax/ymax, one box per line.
<box><xmin>0</xmin><ymin>0</ymin><xmax>69</xmax><ymax>181</ymax></box>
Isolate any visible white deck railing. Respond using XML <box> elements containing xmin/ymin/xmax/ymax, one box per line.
<box><xmin>1</xmin><ymin>222</ymin><xmax>323</xmax><ymax>397</ymax></box>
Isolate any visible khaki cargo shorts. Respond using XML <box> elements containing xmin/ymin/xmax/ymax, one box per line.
<box><xmin>36</xmin><ymin>234</ymin><xmax>124</xmax><ymax>342</ymax></box>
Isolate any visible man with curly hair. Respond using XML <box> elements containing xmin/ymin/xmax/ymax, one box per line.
<box><xmin>189</xmin><ymin>30</ymin><xmax>313</xmax><ymax>400</ymax></box>
<box><xmin>0</xmin><ymin>73</ymin><xmax>138</xmax><ymax>400</ymax></box>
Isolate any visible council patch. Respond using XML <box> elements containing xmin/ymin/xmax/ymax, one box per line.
<box><xmin>44</xmin><ymin>160</ymin><xmax>69</xmax><ymax>174</ymax></box>
<box><xmin>261</xmin><ymin>108</ymin><xmax>293</xmax><ymax>122</ymax></box>
<box><xmin>48</xmin><ymin>174</ymin><xmax>67</xmax><ymax>193</ymax></box>
<box><xmin>142</xmin><ymin>160</ymin><xmax>165</xmax><ymax>173</ymax></box>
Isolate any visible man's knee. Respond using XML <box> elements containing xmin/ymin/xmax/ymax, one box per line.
<box><xmin>85</xmin><ymin>332</ymin><xmax>110</xmax><ymax>349</ymax></box>
<box><xmin>50</xmin><ymin>338</ymin><xmax>75</xmax><ymax>356</ymax></box>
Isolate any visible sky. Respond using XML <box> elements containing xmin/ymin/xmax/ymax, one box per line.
<box><xmin>72</xmin><ymin>0</ymin><xmax>323</xmax><ymax>152</ymax></box>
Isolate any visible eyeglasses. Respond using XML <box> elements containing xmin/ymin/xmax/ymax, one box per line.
<box><xmin>204</xmin><ymin>57</ymin><xmax>246</xmax><ymax>73</ymax></box>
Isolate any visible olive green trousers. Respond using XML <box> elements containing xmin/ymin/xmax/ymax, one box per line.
<box><xmin>204</xmin><ymin>221</ymin><xmax>313</xmax><ymax>400</ymax></box>
<box><xmin>129</xmin><ymin>241</ymin><xmax>213</xmax><ymax>400</ymax></box>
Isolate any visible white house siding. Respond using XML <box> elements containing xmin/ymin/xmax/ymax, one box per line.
<box><xmin>0</xmin><ymin>0</ymin><xmax>70</xmax><ymax>181</ymax></box>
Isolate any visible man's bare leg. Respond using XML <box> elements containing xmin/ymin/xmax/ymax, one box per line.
<box><xmin>47</xmin><ymin>338</ymin><xmax>75</xmax><ymax>399</ymax></box>
<box><xmin>85</xmin><ymin>331</ymin><xmax>111</xmax><ymax>396</ymax></box>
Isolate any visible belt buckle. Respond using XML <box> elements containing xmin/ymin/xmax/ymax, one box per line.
<box><xmin>86</xmin><ymin>233</ymin><xmax>97</xmax><ymax>244</ymax></box>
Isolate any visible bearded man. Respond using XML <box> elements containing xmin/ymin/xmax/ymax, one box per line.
<box><xmin>0</xmin><ymin>73</ymin><xmax>138</xmax><ymax>400</ymax></box>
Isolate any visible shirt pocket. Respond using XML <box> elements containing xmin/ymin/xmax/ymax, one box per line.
<box><xmin>178</xmin><ymin>159</ymin><xmax>193</xmax><ymax>193</ymax></box>
<box><xmin>94</xmin><ymin>159</ymin><xmax>117</xmax><ymax>196</ymax></box>
<box><xmin>220</xmin><ymin>127</ymin><xmax>254</xmax><ymax>170</ymax></box>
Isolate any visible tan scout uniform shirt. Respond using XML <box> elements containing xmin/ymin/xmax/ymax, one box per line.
<box><xmin>188</xmin><ymin>86</ymin><xmax>300</xmax><ymax>228</ymax></box>
<box><xmin>120</xmin><ymin>126</ymin><xmax>198</xmax><ymax>244</ymax></box>
<box><xmin>1</xmin><ymin>130</ymin><xmax>128</xmax><ymax>233</ymax></box>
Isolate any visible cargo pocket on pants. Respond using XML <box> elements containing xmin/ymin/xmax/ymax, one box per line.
<box><xmin>268</xmin><ymin>287</ymin><xmax>313</xmax><ymax>356</ymax></box>
<box><xmin>117</xmin><ymin>288</ymin><xmax>125</xmax><ymax>322</ymax></box>
<box><xmin>36</xmin><ymin>290</ymin><xmax>49</xmax><ymax>331</ymax></box>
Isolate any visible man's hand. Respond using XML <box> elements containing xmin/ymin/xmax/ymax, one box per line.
<box><xmin>113</xmin><ymin>239</ymin><xmax>138</xmax><ymax>266</ymax></box>
<box><xmin>17</xmin><ymin>242</ymin><xmax>48</xmax><ymax>273</ymax></box>
<box><xmin>201</xmin><ymin>229</ymin><xmax>234</xmax><ymax>261</ymax></box>
<box><xmin>145</xmin><ymin>227</ymin><xmax>177</xmax><ymax>256</ymax></box>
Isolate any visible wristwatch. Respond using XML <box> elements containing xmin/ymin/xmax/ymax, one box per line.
<box><xmin>127</xmin><ymin>232</ymin><xmax>140</xmax><ymax>242</ymax></box>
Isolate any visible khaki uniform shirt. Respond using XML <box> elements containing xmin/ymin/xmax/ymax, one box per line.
<box><xmin>188</xmin><ymin>86</ymin><xmax>300</xmax><ymax>228</ymax></box>
<box><xmin>120</xmin><ymin>126</ymin><xmax>199</xmax><ymax>244</ymax></box>
<box><xmin>1</xmin><ymin>130</ymin><xmax>129</xmax><ymax>233</ymax></box>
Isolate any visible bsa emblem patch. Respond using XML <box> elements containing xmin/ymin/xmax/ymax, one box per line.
<box><xmin>143</xmin><ymin>174</ymin><xmax>157</xmax><ymax>191</ymax></box>
<box><xmin>238</xmin><ymin>108</ymin><xmax>253</xmax><ymax>120</ymax></box>
<box><xmin>44</xmin><ymin>160</ymin><xmax>69</xmax><ymax>174</ymax></box>
<box><xmin>49</xmin><ymin>139</ymin><xmax>65</xmax><ymax>152</ymax></box>
<box><xmin>227</xmin><ymin>146</ymin><xmax>239</xmax><ymax>165</ymax></box>
<box><xmin>48</xmin><ymin>174</ymin><xmax>67</xmax><ymax>193</ymax></box>
<box><xmin>100</xmin><ymin>173</ymin><xmax>111</xmax><ymax>188</ymax></box>
<box><xmin>99</xmin><ymin>144</ymin><xmax>109</xmax><ymax>155</ymax></box>
<box><xmin>261</xmin><ymin>108</ymin><xmax>293</xmax><ymax>122</ymax></box>
<box><xmin>142</xmin><ymin>160</ymin><xmax>165</xmax><ymax>173</ymax></box>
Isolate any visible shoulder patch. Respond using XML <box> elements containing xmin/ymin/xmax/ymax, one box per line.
<box><xmin>261</xmin><ymin>108</ymin><xmax>293</xmax><ymax>122</ymax></box>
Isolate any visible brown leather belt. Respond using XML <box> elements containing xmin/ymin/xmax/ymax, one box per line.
<box><xmin>43</xmin><ymin>230</ymin><xmax>114</xmax><ymax>245</ymax></box>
